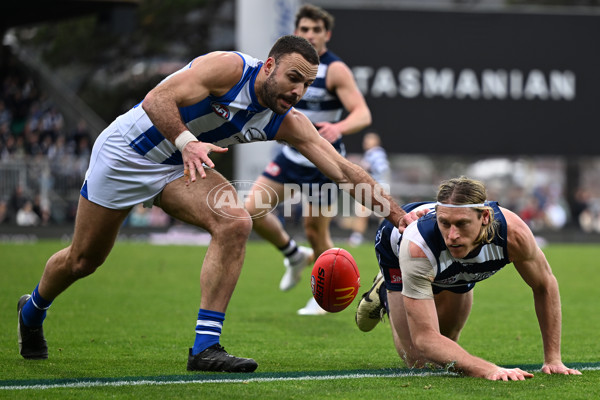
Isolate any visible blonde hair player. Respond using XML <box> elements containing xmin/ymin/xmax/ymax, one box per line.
<box><xmin>356</xmin><ymin>176</ymin><xmax>581</xmax><ymax>380</ymax></box>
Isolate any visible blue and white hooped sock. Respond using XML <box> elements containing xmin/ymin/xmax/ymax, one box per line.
<box><xmin>192</xmin><ymin>309</ymin><xmax>225</xmax><ymax>355</ymax></box>
<box><xmin>21</xmin><ymin>284</ymin><xmax>53</xmax><ymax>328</ymax></box>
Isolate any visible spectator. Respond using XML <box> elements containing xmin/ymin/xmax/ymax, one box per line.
<box><xmin>0</xmin><ymin>99</ymin><xmax>12</xmax><ymax>126</ymax></box>
<box><xmin>16</xmin><ymin>200</ymin><xmax>40</xmax><ymax>226</ymax></box>
<box><xmin>571</xmin><ymin>187</ymin><xmax>592</xmax><ymax>230</ymax></box>
<box><xmin>518</xmin><ymin>195</ymin><xmax>544</xmax><ymax>232</ymax></box>
<box><xmin>32</xmin><ymin>194</ymin><xmax>51</xmax><ymax>226</ymax></box>
<box><xmin>543</xmin><ymin>198</ymin><xmax>568</xmax><ymax>230</ymax></box>
<box><xmin>8</xmin><ymin>185</ymin><xmax>28</xmax><ymax>222</ymax></box>
<box><xmin>0</xmin><ymin>200</ymin><xmax>8</xmax><ymax>224</ymax></box>
<box><xmin>128</xmin><ymin>204</ymin><xmax>151</xmax><ymax>227</ymax></box>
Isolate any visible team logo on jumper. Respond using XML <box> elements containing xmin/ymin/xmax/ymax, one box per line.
<box><xmin>207</xmin><ymin>180</ymin><xmax>278</xmax><ymax>220</ymax></box>
<box><xmin>211</xmin><ymin>102</ymin><xmax>230</xmax><ymax>119</ymax></box>
<box><xmin>265</xmin><ymin>162</ymin><xmax>281</xmax><ymax>177</ymax></box>
<box><xmin>243</xmin><ymin>127</ymin><xmax>267</xmax><ymax>142</ymax></box>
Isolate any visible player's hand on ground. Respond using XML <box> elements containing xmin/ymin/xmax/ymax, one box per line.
<box><xmin>541</xmin><ymin>363</ymin><xmax>582</xmax><ymax>375</ymax></box>
<box><xmin>315</xmin><ymin>121</ymin><xmax>342</xmax><ymax>143</ymax></box>
<box><xmin>486</xmin><ymin>367</ymin><xmax>534</xmax><ymax>381</ymax></box>
<box><xmin>182</xmin><ymin>141</ymin><xmax>228</xmax><ymax>183</ymax></box>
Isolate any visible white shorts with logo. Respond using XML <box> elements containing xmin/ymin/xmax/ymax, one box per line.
<box><xmin>81</xmin><ymin>121</ymin><xmax>184</xmax><ymax>210</ymax></box>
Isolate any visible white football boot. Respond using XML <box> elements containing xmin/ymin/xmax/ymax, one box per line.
<box><xmin>279</xmin><ymin>246</ymin><xmax>314</xmax><ymax>291</ymax></box>
<box><xmin>297</xmin><ymin>296</ymin><xmax>327</xmax><ymax>316</ymax></box>
<box><xmin>355</xmin><ymin>271</ymin><xmax>386</xmax><ymax>332</ymax></box>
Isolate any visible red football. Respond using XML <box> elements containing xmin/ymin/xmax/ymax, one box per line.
<box><xmin>310</xmin><ymin>248</ymin><xmax>360</xmax><ymax>313</ymax></box>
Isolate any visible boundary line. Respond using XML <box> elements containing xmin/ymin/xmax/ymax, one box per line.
<box><xmin>2</xmin><ymin>362</ymin><xmax>598</xmax><ymax>391</ymax></box>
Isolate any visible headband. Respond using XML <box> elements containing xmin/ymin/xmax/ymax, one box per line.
<box><xmin>435</xmin><ymin>201</ymin><xmax>489</xmax><ymax>208</ymax></box>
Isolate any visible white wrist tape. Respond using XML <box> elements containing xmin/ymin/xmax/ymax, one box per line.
<box><xmin>174</xmin><ymin>130</ymin><xmax>198</xmax><ymax>152</ymax></box>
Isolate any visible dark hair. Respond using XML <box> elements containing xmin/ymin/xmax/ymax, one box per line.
<box><xmin>436</xmin><ymin>176</ymin><xmax>498</xmax><ymax>244</ymax></box>
<box><xmin>295</xmin><ymin>4</ymin><xmax>334</xmax><ymax>31</ymax></box>
<box><xmin>268</xmin><ymin>35</ymin><xmax>319</xmax><ymax>66</ymax></box>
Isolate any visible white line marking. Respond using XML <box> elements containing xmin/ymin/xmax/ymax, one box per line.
<box><xmin>2</xmin><ymin>366</ymin><xmax>597</xmax><ymax>391</ymax></box>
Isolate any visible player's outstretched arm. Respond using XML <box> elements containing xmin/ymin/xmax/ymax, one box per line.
<box><xmin>502</xmin><ymin>208</ymin><xmax>581</xmax><ymax>376</ymax></box>
<box><xmin>276</xmin><ymin>109</ymin><xmax>405</xmax><ymax>227</ymax></box>
<box><xmin>398</xmin><ymin>294</ymin><xmax>533</xmax><ymax>380</ymax></box>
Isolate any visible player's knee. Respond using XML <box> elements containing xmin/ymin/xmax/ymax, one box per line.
<box><xmin>69</xmin><ymin>255</ymin><xmax>104</xmax><ymax>278</ymax></box>
<box><xmin>303</xmin><ymin>219</ymin><xmax>320</xmax><ymax>238</ymax></box>
<box><xmin>214</xmin><ymin>209</ymin><xmax>252</xmax><ymax>240</ymax></box>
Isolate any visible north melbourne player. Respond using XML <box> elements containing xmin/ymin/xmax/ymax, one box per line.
<box><xmin>17</xmin><ymin>35</ymin><xmax>407</xmax><ymax>373</ymax></box>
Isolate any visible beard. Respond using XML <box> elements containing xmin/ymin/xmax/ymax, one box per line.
<box><xmin>258</xmin><ymin>70</ymin><xmax>299</xmax><ymax>115</ymax></box>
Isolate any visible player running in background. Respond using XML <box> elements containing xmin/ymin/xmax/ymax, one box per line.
<box><xmin>245</xmin><ymin>4</ymin><xmax>372</xmax><ymax>315</ymax></box>
<box><xmin>348</xmin><ymin>132</ymin><xmax>391</xmax><ymax>246</ymax></box>
<box><xmin>17</xmin><ymin>35</ymin><xmax>407</xmax><ymax>373</ymax></box>
<box><xmin>355</xmin><ymin>176</ymin><xmax>581</xmax><ymax>380</ymax></box>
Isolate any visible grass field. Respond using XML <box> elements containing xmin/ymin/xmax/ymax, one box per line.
<box><xmin>1</xmin><ymin>239</ymin><xmax>599</xmax><ymax>399</ymax></box>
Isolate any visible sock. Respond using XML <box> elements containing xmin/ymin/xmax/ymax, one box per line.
<box><xmin>278</xmin><ymin>239</ymin><xmax>298</xmax><ymax>259</ymax></box>
<box><xmin>192</xmin><ymin>309</ymin><xmax>225</xmax><ymax>355</ymax></box>
<box><xmin>21</xmin><ymin>284</ymin><xmax>52</xmax><ymax>328</ymax></box>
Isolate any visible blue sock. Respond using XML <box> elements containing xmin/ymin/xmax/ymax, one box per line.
<box><xmin>192</xmin><ymin>309</ymin><xmax>225</xmax><ymax>355</ymax></box>
<box><xmin>21</xmin><ymin>284</ymin><xmax>53</xmax><ymax>328</ymax></box>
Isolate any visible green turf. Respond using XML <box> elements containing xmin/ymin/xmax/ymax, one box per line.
<box><xmin>1</xmin><ymin>240</ymin><xmax>598</xmax><ymax>398</ymax></box>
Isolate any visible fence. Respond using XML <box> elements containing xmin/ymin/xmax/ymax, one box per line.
<box><xmin>1</xmin><ymin>155</ymin><xmax>88</xmax><ymax>225</ymax></box>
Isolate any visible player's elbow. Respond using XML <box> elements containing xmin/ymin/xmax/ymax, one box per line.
<box><xmin>529</xmin><ymin>271</ymin><xmax>559</xmax><ymax>295</ymax></box>
<box><xmin>141</xmin><ymin>91</ymin><xmax>157</xmax><ymax>115</ymax></box>
<box><xmin>363</xmin><ymin>110</ymin><xmax>372</xmax><ymax>128</ymax></box>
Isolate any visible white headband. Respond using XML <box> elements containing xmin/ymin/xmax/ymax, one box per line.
<box><xmin>435</xmin><ymin>201</ymin><xmax>489</xmax><ymax>208</ymax></box>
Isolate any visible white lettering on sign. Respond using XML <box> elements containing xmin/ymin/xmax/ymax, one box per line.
<box><xmin>352</xmin><ymin>66</ymin><xmax>575</xmax><ymax>101</ymax></box>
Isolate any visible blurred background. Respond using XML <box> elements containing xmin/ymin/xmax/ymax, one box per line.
<box><xmin>1</xmin><ymin>0</ymin><xmax>599</xmax><ymax>243</ymax></box>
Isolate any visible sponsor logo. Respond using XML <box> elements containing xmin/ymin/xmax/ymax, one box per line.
<box><xmin>313</xmin><ymin>267</ymin><xmax>326</xmax><ymax>303</ymax></box>
<box><xmin>334</xmin><ymin>286</ymin><xmax>357</xmax><ymax>307</ymax></box>
<box><xmin>353</xmin><ymin>66</ymin><xmax>576</xmax><ymax>101</ymax></box>
<box><xmin>389</xmin><ymin>268</ymin><xmax>402</xmax><ymax>284</ymax></box>
<box><xmin>211</xmin><ymin>102</ymin><xmax>230</xmax><ymax>119</ymax></box>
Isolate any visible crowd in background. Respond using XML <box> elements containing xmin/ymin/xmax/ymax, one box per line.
<box><xmin>1</xmin><ymin>50</ymin><xmax>600</xmax><ymax>235</ymax></box>
<box><xmin>0</xmin><ymin>52</ymin><xmax>93</xmax><ymax>226</ymax></box>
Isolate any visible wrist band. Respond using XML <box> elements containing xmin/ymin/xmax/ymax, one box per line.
<box><xmin>175</xmin><ymin>130</ymin><xmax>198</xmax><ymax>152</ymax></box>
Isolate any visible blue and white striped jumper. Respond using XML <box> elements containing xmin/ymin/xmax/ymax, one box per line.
<box><xmin>280</xmin><ymin>50</ymin><xmax>345</xmax><ymax>167</ymax></box>
<box><xmin>117</xmin><ymin>52</ymin><xmax>288</xmax><ymax>165</ymax></box>
<box><xmin>375</xmin><ymin>201</ymin><xmax>510</xmax><ymax>294</ymax></box>
<box><xmin>80</xmin><ymin>52</ymin><xmax>289</xmax><ymax>209</ymax></box>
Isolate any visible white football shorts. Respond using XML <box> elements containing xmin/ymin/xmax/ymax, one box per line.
<box><xmin>82</xmin><ymin>121</ymin><xmax>184</xmax><ymax>210</ymax></box>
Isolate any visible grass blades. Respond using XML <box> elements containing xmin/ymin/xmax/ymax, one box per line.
<box><xmin>0</xmin><ymin>240</ymin><xmax>598</xmax><ymax>398</ymax></box>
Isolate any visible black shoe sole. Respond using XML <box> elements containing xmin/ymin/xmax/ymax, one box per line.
<box><xmin>18</xmin><ymin>294</ymin><xmax>48</xmax><ymax>360</ymax></box>
<box><xmin>187</xmin><ymin>347</ymin><xmax>257</xmax><ymax>373</ymax></box>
